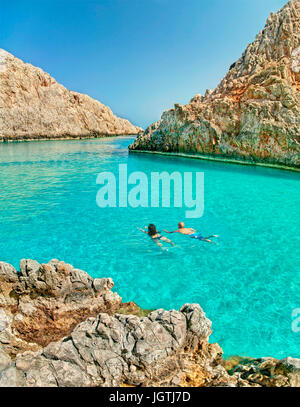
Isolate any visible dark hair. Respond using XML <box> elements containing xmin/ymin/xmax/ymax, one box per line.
<box><xmin>148</xmin><ymin>224</ymin><xmax>159</xmax><ymax>237</ymax></box>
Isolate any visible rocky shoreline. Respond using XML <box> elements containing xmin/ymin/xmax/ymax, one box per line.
<box><xmin>0</xmin><ymin>133</ymin><xmax>141</xmax><ymax>143</ymax></box>
<box><xmin>130</xmin><ymin>149</ymin><xmax>300</xmax><ymax>172</ymax></box>
<box><xmin>130</xmin><ymin>1</ymin><xmax>300</xmax><ymax>169</ymax></box>
<box><xmin>0</xmin><ymin>259</ymin><xmax>299</xmax><ymax>387</ymax></box>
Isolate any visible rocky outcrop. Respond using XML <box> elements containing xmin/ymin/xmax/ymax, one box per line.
<box><xmin>0</xmin><ymin>304</ymin><xmax>228</xmax><ymax>387</ymax></box>
<box><xmin>0</xmin><ymin>50</ymin><xmax>141</xmax><ymax>141</ymax></box>
<box><xmin>0</xmin><ymin>259</ymin><xmax>299</xmax><ymax>387</ymax></box>
<box><xmin>130</xmin><ymin>0</ymin><xmax>300</xmax><ymax>168</ymax></box>
<box><xmin>0</xmin><ymin>259</ymin><xmax>134</xmax><ymax>356</ymax></box>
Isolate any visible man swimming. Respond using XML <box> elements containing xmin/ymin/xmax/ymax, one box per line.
<box><xmin>164</xmin><ymin>222</ymin><xmax>218</xmax><ymax>244</ymax></box>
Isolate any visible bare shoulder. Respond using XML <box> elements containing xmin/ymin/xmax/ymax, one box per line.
<box><xmin>180</xmin><ymin>228</ymin><xmax>194</xmax><ymax>234</ymax></box>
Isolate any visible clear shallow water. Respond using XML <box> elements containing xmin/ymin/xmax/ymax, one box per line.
<box><xmin>0</xmin><ymin>137</ymin><xmax>299</xmax><ymax>359</ymax></box>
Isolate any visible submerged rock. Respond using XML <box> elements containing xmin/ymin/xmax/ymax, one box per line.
<box><xmin>228</xmin><ymin>356</ymin><xmax>300</xmax><ymax>387</ymax></box>
<box><xmin>130</xmin><ymin>0</ymin><xmax>300</xmax><ymax>168</ymax></box>
<box><xmin>0</xmin><ymin>258</ymin><xmax>299</xmax><ymax>387</ymax></box>
<box><xmin>0</xmin><ymin>50</ymin><xmax>141</xmax><ymax>141</ymax></box>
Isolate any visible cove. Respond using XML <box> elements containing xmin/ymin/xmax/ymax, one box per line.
<box><xmin>0</xmin><ymin>136</ymin><xmax>299</xmax><ymax>359</ymax></box>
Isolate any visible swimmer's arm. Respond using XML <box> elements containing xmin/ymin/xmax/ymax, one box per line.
<box><xmin>137</xmin><ymin>227</ymin><xmax>148</xmax><ymax>234</ymax></box>
<box><xmin>163</xmin><ymin>229</ymin><xmax>179</xmax><ymax>234</ymax></box>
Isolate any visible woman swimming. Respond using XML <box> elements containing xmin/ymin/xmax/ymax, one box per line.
<box><xmin>138</xmin><ymin>224</ymin><xmax>175</xmax><ymax>249</ymax></box>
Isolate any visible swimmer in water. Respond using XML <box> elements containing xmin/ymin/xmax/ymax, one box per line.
<box><xmin>138</xmin><ymin>224</ymin><xmax>175</xmax><ymax>249</ymax></box>
<box><xmin>164</xmin><ymin>222</ymin><xmax>218</xmax><ymax>244</ymax></box>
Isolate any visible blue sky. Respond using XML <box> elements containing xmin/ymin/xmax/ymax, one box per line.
<box><xmin>0</xmin><ymin>0</ymin><xmax>287</xmax><ymax>128</ymax></box>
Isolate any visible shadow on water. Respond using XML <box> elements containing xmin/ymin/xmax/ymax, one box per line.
<box><xmin>128</xmin><ymin>151</ymin><xmax>300</xmax><ymax>182</ymax></box>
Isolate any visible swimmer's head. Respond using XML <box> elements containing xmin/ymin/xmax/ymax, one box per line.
<box><xmin>148</xmin><ymin>224</ymin><xmax>159</xmax><ymax>237</ymax></box>
<box><xmin>178</xmin><ymin>222</ymin><xmax>185</xmax><ymax>229</ymax></box>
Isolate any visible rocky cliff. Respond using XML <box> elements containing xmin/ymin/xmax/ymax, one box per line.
<box><xmin>0</xmin><ymin>50</ymin><xmax>141</xmax><ymax>141</ymax></box>
<box><xmin>130</xmin><ymin>0</ymin><xmax>300</xmax><ymax>168</ymax></box>
<box><xmin>0</xmin><ymin>259</ymin><xmax>299</xmax><ymax>387</ymax></box>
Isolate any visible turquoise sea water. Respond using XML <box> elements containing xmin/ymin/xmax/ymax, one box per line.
<box><xmin>0</xmin><ymin>137</ymin><xmax>299</xmax><ymax>359</ymax></box>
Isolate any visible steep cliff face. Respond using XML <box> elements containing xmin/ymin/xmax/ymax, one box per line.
<box><xmin>130</xmin><ymin>0</ymin><xmax>300</xmax><ymax>168</ymax></box>
<box><xmin>0</xmin><ymin>50</ymin><xmax>141</xmax><ymax>141</ymax></box>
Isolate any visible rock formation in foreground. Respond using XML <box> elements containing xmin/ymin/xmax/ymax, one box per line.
<box><xmin>0</xmin><ymin>50</ymin><xmax>141</xmax><ymax>141</ymax></box>
<box><xmin>0</xmin><ymin>259</ymin><xmax>299</xmax><ymax>387</ymax></box>
<box><xmin>130</xmin><ymin>0</ymin><xmax>300</xmax><ymax>168</ymax></box>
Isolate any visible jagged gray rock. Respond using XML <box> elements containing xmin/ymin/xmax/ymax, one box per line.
<box><xmin>0</xmin><ymin>259</ymin><xmax>122</xmax><ymax>355</ymax></box>
<box><xmin>0</xmin><ymin>262</ymin><xmax>18</xmax><ymax>283</ymax></box>
<box><xmin>0</xmin><ymin>258</ymin><xmax>299</xmax><ymax>387</ymax></box>
<box><xmin>0</xmin><ymin>304</ymin><xmax>221</xmax><ymax>387</ymax></box>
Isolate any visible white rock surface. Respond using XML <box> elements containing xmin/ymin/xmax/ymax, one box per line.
<box><xmin>0</xmin><ymin>50</ymin><xmax>141</xmax><ymax>140</ymax></box>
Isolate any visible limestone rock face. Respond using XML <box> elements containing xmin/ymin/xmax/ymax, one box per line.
<box><xmin>0</xmin><ymin>258</ymin><xmax>299</xmax><ymax>387</ymax></box>
<box><xmin>0</xmin><ymin>304</ymin><xmax>223</xmax><ymax>387</ymax></box>
<box><xmin>0</xmin><ymin>259</ymin><xmax>122</xmax><ymax>355</ymax></box>
<box><xmin>130</xmin><ymin>0</ymin><xmax>300</xmax><ymax>168</ymax></box>
<box><xmin>0</xmin><ymin>50</ymin><xmax>141</xmax><ymax>140</ymax></box>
